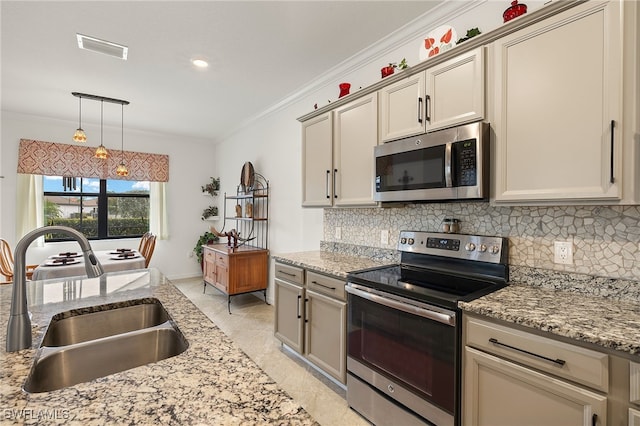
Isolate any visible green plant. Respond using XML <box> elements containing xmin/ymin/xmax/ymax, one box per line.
<box><xmin>201</xmin><ymin>177</ymin><xmax>220</xmax><ymax>196</ymax></box>
<box><xmin>194</xmin><ymin>231</ymin><xmax>219</xmax><ymax>265</ymax></box>
<box><xmin>201</xmin><ymin>206</ymin><xmax>219</xmax><ymax>220</ymax></box>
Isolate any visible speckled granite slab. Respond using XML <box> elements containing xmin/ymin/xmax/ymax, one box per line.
<box><xmin>0</xmin><ymin>269</ymin><xmax>317</xmax><ymax>425</ymax></box>
<box><xmin>272</xmin><ymin>250</ymin><xmax>391</xmax><ymax>279</ymax></box>
<box><xmin>460</xmin><ymin>283</ymin><xmax>640</xmax><ymax>357</ymax></box>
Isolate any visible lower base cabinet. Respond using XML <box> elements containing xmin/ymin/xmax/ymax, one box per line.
<box><xmin>464</xmin><ymin>347</ymin><xmax>606</xmax><ymax>425</ymax></box>
<box><xmin>274</xmin><ymin>262</ymin><xmax>347</xmax><ymax>384</ymax></box>
<box><xmin>463</xmin><ymin>313</ymin><xmax>640</xmax><ymax>426</ymax></box>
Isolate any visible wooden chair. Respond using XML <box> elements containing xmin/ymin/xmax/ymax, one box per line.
<box><xmin>138</xmin><ymin>232</ymin><xmax>156</xmax><ymax>268</ymax></box>
<box><xmin>1</xmin><ymin>238</ymin><xmax>37</xmax><ymax>284</ymax></box>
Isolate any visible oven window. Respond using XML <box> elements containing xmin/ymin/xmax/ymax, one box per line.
<box><xmin>348</xmin><ymin>293</ymin><xmax>455</xmax><ymax>413</ymax></box>
<box><xmin>376</xmin><ymin>145</ymin><xmax>445</xmax><ymax>192</ymax></box>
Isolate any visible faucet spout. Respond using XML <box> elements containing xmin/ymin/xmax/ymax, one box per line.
<box><xmin>6</xmin><ymin>226</ymin><xmax>105</xmax><ymax>352</ymax></box>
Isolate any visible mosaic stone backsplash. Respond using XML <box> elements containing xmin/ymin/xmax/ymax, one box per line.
<box><xmin>323</xmin><ymin>203</ymin><xmax>640</xmax><ymax>281</ymax></box>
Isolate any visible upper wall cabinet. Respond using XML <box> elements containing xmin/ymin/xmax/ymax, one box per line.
<box><xmin>379</xmin><ymin>47</ymin><xmax>485</xmax><ymax>143</ymax></box>
<box><xmin>301</xmin><ymin>93</ymin><xmax>378</xmax><ymax>207</ymax></box>
<box><xmin>301</xmin><ymin>112</ymin><xmax>333</xmax><ymax>207</ymax></box>
<box><xmin>492</xmin><ymin>1</ymin><xmax>622</xmax><ymax>203</ymax></box>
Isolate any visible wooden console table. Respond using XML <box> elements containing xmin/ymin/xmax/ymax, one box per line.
<box><xmin>202</xmin><ymin>243</ymin><xmax>268</xmax><ymax>313</ymax></box>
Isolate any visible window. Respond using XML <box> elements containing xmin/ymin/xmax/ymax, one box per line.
<box><xmin>43</xmin><ymin>176</ymin><xmax>150</xmax><ymax>241</ymax></box>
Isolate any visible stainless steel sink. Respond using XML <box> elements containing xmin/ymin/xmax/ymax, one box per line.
<box><xmin>23</xmin><ymin>299</ymin><xmax>188</xmax><ymax>393</ymax></box>
<box><xmin>41</xmin><ymin>299</ymin><xmax>172</xmax><ymax>346</ymax></box>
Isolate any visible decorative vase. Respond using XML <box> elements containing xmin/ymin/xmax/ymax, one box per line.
<box><xmin>503</xmin><ymin>0</ymin><xmax>527</xmax><ymax>22</ymax></box>
<box><xmin>381</xmin><ymin>66</ymin><xmax>395</xmax><ymax>78</ymax></box>
<box><xmin>339</xmin><ymin>83</ymin><xmax>351</xmax><ymax>98</ymax></box>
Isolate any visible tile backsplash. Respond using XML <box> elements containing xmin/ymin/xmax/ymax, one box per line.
<box><xmin>323</xmin><ymin>203</ymin><xmax>640</xmax><ymax>281</ymax></box>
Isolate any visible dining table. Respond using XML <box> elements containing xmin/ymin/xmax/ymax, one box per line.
<box><xmin>31</xmin><ymin>249</ymin><xmax>147</xmax><ymax>281</ymax></box>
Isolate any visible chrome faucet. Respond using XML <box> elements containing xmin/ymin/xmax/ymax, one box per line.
<box><xmin>6</xmin><ymin>226</ymin><xmax>104</xmax><ymax>352</ymax></box>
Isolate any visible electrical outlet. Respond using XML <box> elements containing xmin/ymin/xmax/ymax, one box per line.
<box><xmin>380</xmin><ymin>230</ymin><xmax>389</xmax><ymax>245</ymax></box>
<box><xmin>335</xmin><ymin>227</ymin><xmax>341</xmax><ymax>240</ymax></box>
<box><xmin>554</xmin><ymin>241</ymin><xmax>573</xmax><ymax>264</ymax></box>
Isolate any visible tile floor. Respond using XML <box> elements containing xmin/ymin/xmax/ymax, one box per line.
<box><xmin>172</xmin><ymin>278</ymin><xmax>369</xmax><ymax>426</ymax></box>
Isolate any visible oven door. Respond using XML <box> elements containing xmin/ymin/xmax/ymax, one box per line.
<box><xmin>346</xmin><ymin>283</ymin><xmax>457</xmax><ymax>426</ymax></box>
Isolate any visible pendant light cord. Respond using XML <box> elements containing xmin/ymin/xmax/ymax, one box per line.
<box><xmin>121</xmin><ymin>103</ymin><xmax>124</xmax><ymax>161</ymax></box>
<box><xmin>100</xmin><ymin>100</ymin><xmax>104</xmax><ymax>146</ymax></box>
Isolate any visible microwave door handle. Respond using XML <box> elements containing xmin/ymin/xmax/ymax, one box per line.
<box><xmin>444</xmin><ymin>142</ymin><xmax>453</xmax><ymax>187</ymax></box>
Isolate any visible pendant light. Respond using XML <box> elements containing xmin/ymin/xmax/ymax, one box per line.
<box><xmin>95</xmin><ymin>100</ymin><xmax>109</xmax><ymax>159</ymax></box>
<box><xmin>116</xmin><ymin>103</ymin><xmax>129</xmax><ymax>177</ymax></box>
<box><xmin>72</xmin><ymin>95</ymin><xmax>87</xmax><ymax>143</ymax></box>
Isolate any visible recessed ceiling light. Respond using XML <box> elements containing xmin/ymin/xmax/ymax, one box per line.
<box><xmin>192</xmin><ymin>58</ymin><xmax>209</xmax><ymax>68</ymax></box>
<box><xmin>77</xmin><ymin>33</ymin><xmax>128</xmax><ymax>60</ymax></box>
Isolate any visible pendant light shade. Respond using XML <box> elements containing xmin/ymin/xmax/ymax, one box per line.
<box><xmin>95</xmin><ymin>100</ymin><xmax>109</xmax><ymax>159</ymax></box>
<box><xmin>116</xmin><ymin>103</ymin><xmax>129</xmax><ymax>176</ymax></box>
<box><xmin>72</xmin><ymin>95</ymin><xmax>87</xmax><ymax>143</ymax></box>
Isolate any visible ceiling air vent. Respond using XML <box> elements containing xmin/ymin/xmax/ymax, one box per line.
<box><xmin>76</xmin><ymin>33</ymin><xmax>128</xmax><ymax>60</ymax></box>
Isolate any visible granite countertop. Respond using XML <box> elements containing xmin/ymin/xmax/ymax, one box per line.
<box><xmin>272</xmin><ymin>250</ymin><xmax>390</xmax><ymax>279</ymax></box>
<box><xmin>275</xmin><ymin>250</ymin><xmax>640</xmax><ymax>359</ymax></box>
<box><xmin>0</xmin><ymin>269</ymin><xmax>316</xmax><ymax>425</ymax></box>
<box><xmin>460</xmin><ymin>282</ymin><xmax>640</xmax><ymax>358</ymax></box>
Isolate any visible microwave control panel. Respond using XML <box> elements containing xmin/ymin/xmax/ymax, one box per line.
<box><xmin>453</xmin><ymin>139</ymin><xmax>477</xmax><ymax>186</ymax></box>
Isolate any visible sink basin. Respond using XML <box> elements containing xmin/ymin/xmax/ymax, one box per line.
<box><xmin>23</xmin><ymin>299</ymin><xmax>189</xmax><ymax>393</ymax></box>
<box><xmin>41</xmin><ymin>298</ymin><xmax>171</xmax><ymax>346</ymax></box>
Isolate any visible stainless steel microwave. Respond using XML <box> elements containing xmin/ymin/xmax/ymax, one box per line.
<box><xmin>374</xmin><ymin>121</ymin><xmax>489</xmax><ymax>203</ymax></box>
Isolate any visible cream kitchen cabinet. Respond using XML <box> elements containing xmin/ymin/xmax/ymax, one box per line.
<box><xmin>301</xmin><ymin>112</ymin><xmax>333</xmax><ymax>207</ymax></box>
<box><xmin>464</xmin><ymin>346</ymin><xmax>607</xmax><ymax>426</ymax></box>
<box><xmin>274</xmin><ymin>262</ymin><xmax>347</xmax><ymax>383</ymax></box>
<box><xmin>301</xmin><ymin>93</ymin><xmax>378</xmax><ymax>207</ymax></box>
<box><xmin>492</xmin><ymin>0</ymin><xmax>622</xmax><ymax>203</ymax></box>
<box><xmin>461</xmin><ymin>314</ymin><xmax>640</xmax><ymax>426</ymax></box>
<box><xmin>379</xmin><ymin>47</ymin><xmax>485</xmax><ymax>142</ymax></box>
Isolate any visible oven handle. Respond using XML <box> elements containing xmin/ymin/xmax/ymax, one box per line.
<box><xmin>346</xmin><ymin>283</ymin><xmax>456</xmax><ymax>326</ymax></box>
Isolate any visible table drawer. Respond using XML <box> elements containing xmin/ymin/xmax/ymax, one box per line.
<box><xmin>275</xmin><ymin>263</ymin><xmax>304</xmax><ymax>285</ymax></box>
<box><xmin>306</xmin><ymin>271</ymin><xmax>345</xmax><ymax>301</ymax></box>
<box><xmin>465</xmin><ymin>316</ymin><xmax>609</xmax><ymax>392</ymax></box>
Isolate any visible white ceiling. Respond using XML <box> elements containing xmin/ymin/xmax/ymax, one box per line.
<box><xmin>1</xmin><ymin>1</ymin><xmax>441</xmax><ymax>143</ymax></box>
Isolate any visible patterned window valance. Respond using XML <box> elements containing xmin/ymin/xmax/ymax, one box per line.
<box><xmin>17</xmin><ymin>139</ymin><xmax>169</xmax><ymax>182</ymax></box>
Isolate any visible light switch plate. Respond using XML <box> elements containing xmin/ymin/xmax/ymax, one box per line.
<box><xmin>381</xmin><ymin>230</ymin><xmax>389</xmax><ymax>245</ymax></box>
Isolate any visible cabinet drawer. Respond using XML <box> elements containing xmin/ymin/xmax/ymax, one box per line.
<box><xmin>274</xmin><ymin>263</ymin><xmax>304</xmax><ymax>285</ymax></box>
<box><xmin>465</xmin><ymin>316</ymin><xmax>609</xmax><ymax>392</ymax></box>
<box><xmin>215</xmin><ymin>253</ymin><xmax>228</xmax><ymax>267</ymax></box>
<box><xmin>306</xmin><ymin>271</ymin><xmax>345</xmax><ymax>301</ymax></box>
<box><xmin>205</xmin><ymin>250</ymin><xmax>216</xmax><ymax>261</ymax></box>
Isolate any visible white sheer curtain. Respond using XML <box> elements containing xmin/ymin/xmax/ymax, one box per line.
<box><xmin>150</xmin><ymin>182</ymin><xmax>169</xmax><ymax>239</ymax></box>
<box><xmin>16</xmin><ymin>174</ymin><xmax>44</xmax><ymax>246</ymax></box>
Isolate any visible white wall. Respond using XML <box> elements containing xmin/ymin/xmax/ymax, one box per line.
<box><xmin>1</xmin><ymin>111</ymin><xmax>217</xmax><ymax>280</ymax></box>
<box><xmin>214</xmin><ymin>0</ymin><xmax>549</xmax><ymax>301</ymax></box>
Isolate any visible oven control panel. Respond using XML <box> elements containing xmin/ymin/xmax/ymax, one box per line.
<box><xmin>397</xmin><ymin>231</ymin><xmax>506</xmax><ymax>263</ymax></box>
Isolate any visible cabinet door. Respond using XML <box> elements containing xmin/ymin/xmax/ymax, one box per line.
<box><xmin>493</xmin><ymin>1</ymin><xmax>621</xmax><ymax>203</ymax></box>
<box><xmin>426</xmin><ymin>47</ymin><xmax>484</xmax><ymax>132</ymax></box>
<box><xmin>302</xmin><ymin>112</ymin><xmax>333</xmax><ymax>207</ymax></box>
<box><xmin>463</xmin><ymin>347</ymin><xmax>607</xmax><ymax>426</ymax></box>
<box><xmin>333</xmin><ymin>92</ymin><xmax>378</xmax><ymax>207</ymax></box>
<box><xmin>379</xmin><ymin>72</ymin><xmax>426</xmax><ymax>142</ymax></box>
<box><xmin>304</xmin><ymin>289</ymin><xmax>347</xmax><ymax>383</ymax></box>
<box><xmin>203</xmin><ymin>248</ymin><xmax>216</xmax><ymax>285</ymax></box>
<box><xmin>214</xmin><ymin>253</ymin><xmax>229</xmax><ymax>293</ymax></box>
<box><xmin>274</xmin><ymin>278</ymin><xmax>304</xmax><ymax>354</ymax></box>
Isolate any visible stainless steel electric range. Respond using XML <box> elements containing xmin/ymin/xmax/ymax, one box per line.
<box><xmin>346</xmin><ymin>230</ymin><xmax>509</xmax><ymax>426</ymax></box>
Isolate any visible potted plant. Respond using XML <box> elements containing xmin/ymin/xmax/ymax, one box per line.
<box><xmin>381</xmin><ymin>58</ymin><xmax>408</xmax><ymax>78</ymax></box>
<box><xmin>201</xmin><ymin>177</ymin><xmax>220</xmax><ymax>196</ymax></box>
<box><xmin>194</xmin><ymin>231</ymin><xmax>219</xmax><ymax>268</ymax></box>
<box><xmin>201</xmin><ymin>206</ymin><xmax>219</xmax><ymax>220</ymax></box>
